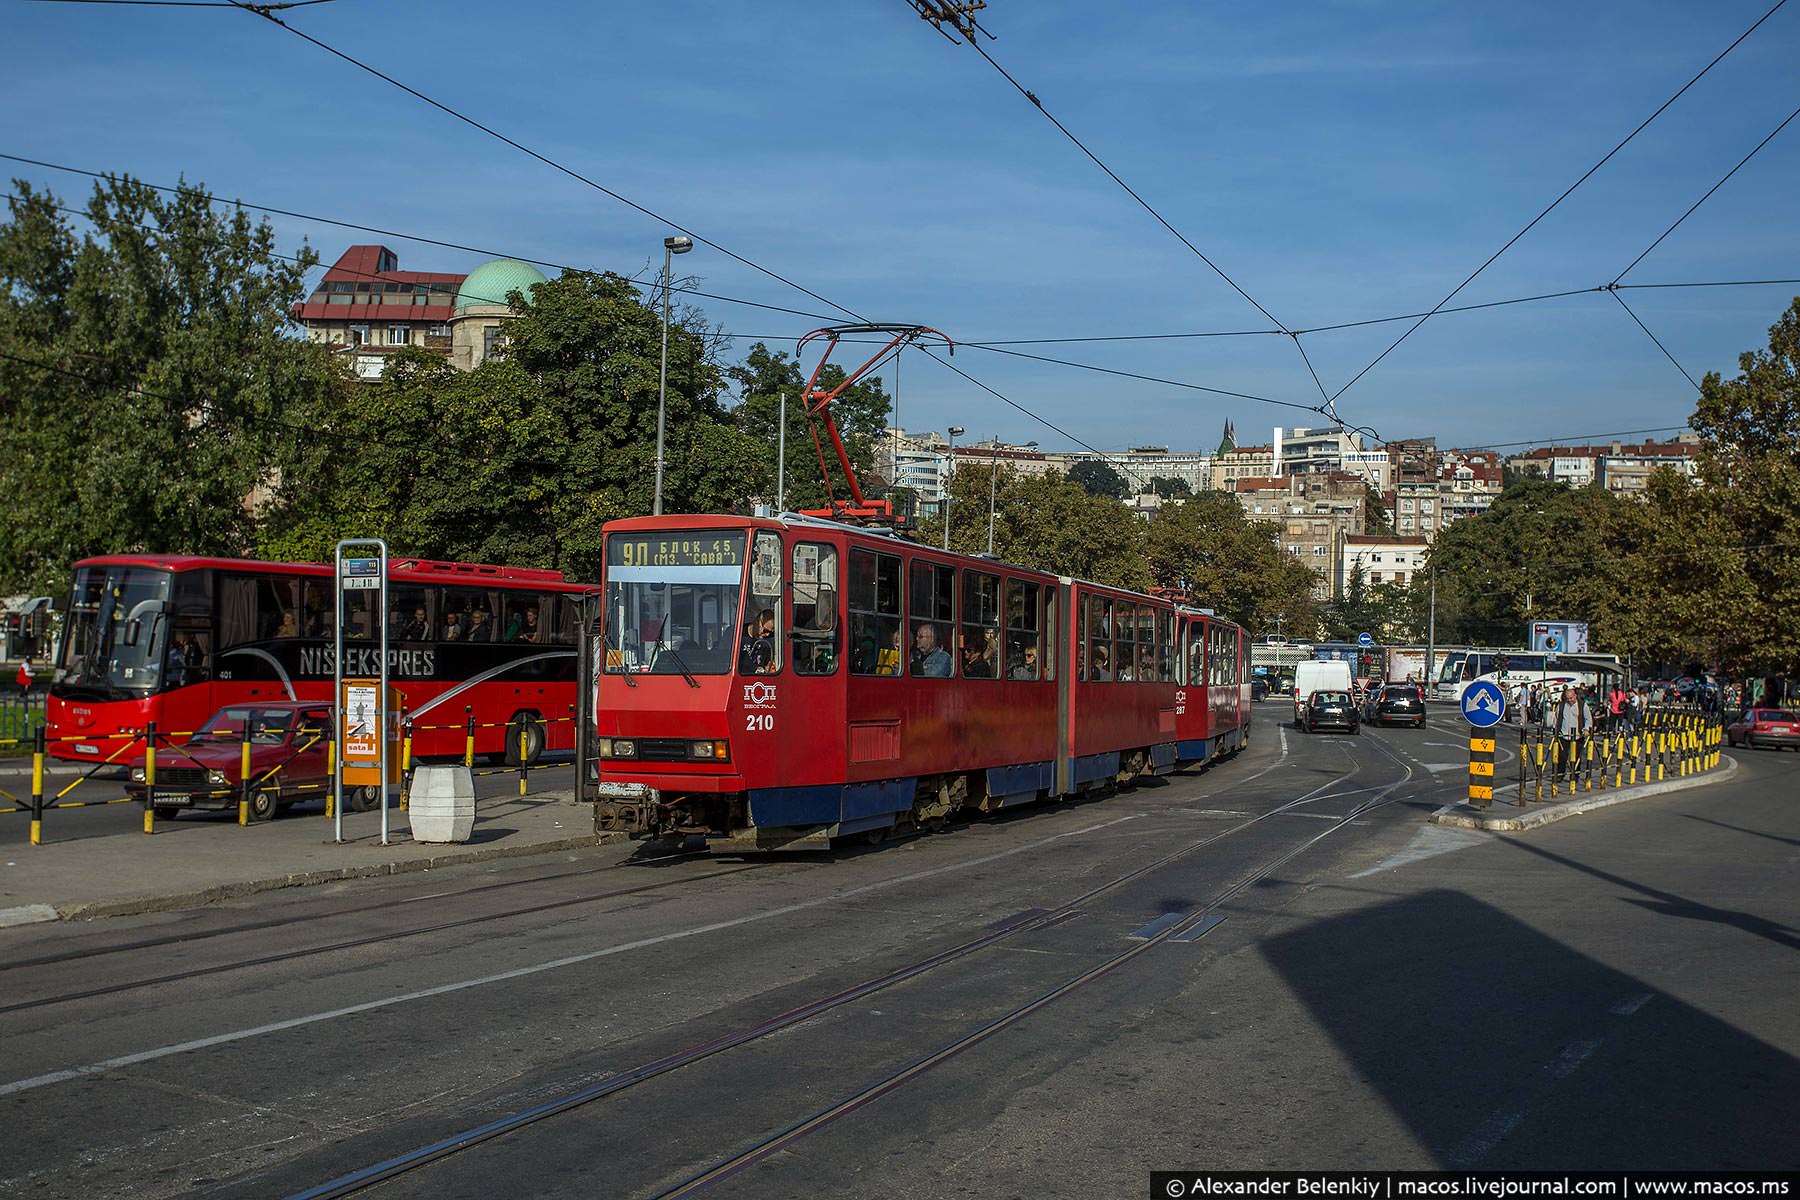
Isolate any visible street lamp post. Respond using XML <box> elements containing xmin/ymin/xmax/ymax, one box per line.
<box><xmin>653</xmin><ymin>235</ymin><xmax>693</xmax><ymax>516</ymax></box>
<box><xmin>942</xmin><ymin>426</ymin><xmax>964</xmax><ymax>550</ymax></box>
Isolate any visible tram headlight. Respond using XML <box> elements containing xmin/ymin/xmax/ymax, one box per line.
<box><xmin>599</xmin><ymin>738</ymin><xmax>637</xmax><ymax>759</ymax></box>
<box><xmin>689</xmin><ymin>739</ymin><xmax>729</xmax><ymax>761</ymax></box>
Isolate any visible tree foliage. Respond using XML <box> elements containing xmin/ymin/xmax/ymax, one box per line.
<box><xmin>728</xmin><ymin>342</ymin><xmax>890</xmax><ymax>513</ymax></box>
<box><xmin>1069</xmin><ymin>458</ymin><xmax>1128</xmax><ymax>499</ymax></box>
<box><xmin>1363</xmin><ymin>484</ymin><xmax>1394</xmax><ymax>537</ymax></box>
<box><xmin>1143</xmin><ymin>492</ymin><xmax>1321</xmax><ymax>633</ymax></box>
<box><xmin>918</xmin><ymin>466</ymin><xmax>1150</xmax><ymax>589</ymax></box>
<box><xmin>0</xmin><ymin>176</ymin><xmax>346</xmax><ymax>592</ymax></box>
<box><xmin>260</xmin><ymin>271</ymin><xmax>771</xmax><ymax>580</ymax></box>
<box><xmin>1147</xmin><ymin>475</ymin><xmax>1192</xmax><ymax>499</ymax></box>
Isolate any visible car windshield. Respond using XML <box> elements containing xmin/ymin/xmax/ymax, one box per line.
<box><xmin>194</xmin><ymin>707</ymin><xmax>296</xmax><ymax>745</ymax></box>
<box><xmin>52</xmin><ymin>565</ymin><xmax>173</xmax><ymax>701</ymax></box>
<box><xmin>603</xmin><ymin>531</ymin><xmax>745</xmax><ymax>676</ymax></box>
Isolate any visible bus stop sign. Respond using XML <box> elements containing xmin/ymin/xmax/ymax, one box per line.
<box><xmin>1461</xmin><ymin>679</ymin><xmax>1505</xmax><ymax>729</ymax></box>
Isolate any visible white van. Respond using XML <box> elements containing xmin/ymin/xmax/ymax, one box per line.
<box><xmin>1293</xmin><ymin>659</ymin><xmax>1354</xmax><ymax>726</ymax></box>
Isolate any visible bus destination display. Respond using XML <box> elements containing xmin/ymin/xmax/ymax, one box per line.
<box><xmin>608</xmin><ymin>533</ymin><xmax>744</xmax><ymax>569</ymax></box>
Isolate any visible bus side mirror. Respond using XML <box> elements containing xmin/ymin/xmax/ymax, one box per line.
<box><xmin>123</xmin><ymin>620</ymin><xmax>140</xmax><ymax>647</ymax></box>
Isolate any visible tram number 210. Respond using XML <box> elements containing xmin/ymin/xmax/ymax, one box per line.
<box><xmin>746</xmin><ymin>713</ymin><xmax>775</xmax><ymax>732</ymax></box>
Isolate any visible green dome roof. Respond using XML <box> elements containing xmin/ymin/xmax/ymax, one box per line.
<box><xmin>455</xmin><ymin>258</ymin><xmax>548</xmax><ymax>314</ymax></box>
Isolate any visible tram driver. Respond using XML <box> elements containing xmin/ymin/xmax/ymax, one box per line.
<box><xmin>738</xmin><ymin>608</ymin><xmax>776</xmax><ymax>674</ymax></box>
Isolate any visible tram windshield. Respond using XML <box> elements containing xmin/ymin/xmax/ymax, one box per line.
<box><xmin>603</xmin><ymin>531</ymin><xmax>746</xmax><ymax>675</ymax></box>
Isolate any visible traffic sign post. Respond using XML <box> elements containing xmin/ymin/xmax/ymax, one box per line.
<box><xmin>1462</xmin><ymin>679</ymin><xmax>1505</xmax><ymax>809</ymax></box>
<box><xmin>1357</xmin><ymin>632</ymin><xmax>1373</xmax><ymax>648</ymax></box>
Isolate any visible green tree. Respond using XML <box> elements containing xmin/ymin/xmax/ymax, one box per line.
<box><xmin>1069</xmin><ymin>458</ymin><xmax>1129</xmax><ymax>500</ymax></box>
<box><xmin>1363</xmin><ymin>484</ymin><xmax>1394</xmax><ymax>536</ymax></box>
<box><xmin>1143</xmin><ymin>492</ymin><xmax>1321</xmax><ymax>633</ymax></box>
<box><xmin>1148</xmin><ymin>475</ymin><xmax>1192</xmax><ymax>499</ymax></box>
<box><xmin>0</xmin><ymin>176</ymin><xmax>346</xmax><ymax>592</ymax></box>
<box><xmin>918</xmin><ymin>467</ymin><xmax>1149</xmax><ymax>589</ymax></box>
<box><xmin>261</xmin><ymin>270</ymin><xmax>767</xmax><ymax>579</ymax></box>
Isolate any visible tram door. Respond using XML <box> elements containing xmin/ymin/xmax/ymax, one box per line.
<box><xmin>780</xmin><ymin>535</ymin><xmax>843</xmax><ymax>788</ymax></box>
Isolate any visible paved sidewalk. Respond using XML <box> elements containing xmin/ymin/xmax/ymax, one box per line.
<box><xmin>1430</xmin><ymin>755</ymin><xmax>1739</xmax><ymax>831</ymax></box>
<box><xmin>0</xmin><ymin>786</ymin><xmax>621</xmax><ymax>924</ymax></box>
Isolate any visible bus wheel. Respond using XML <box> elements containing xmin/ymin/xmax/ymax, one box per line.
<box><xmin>348</xmin><ymin>785</ymin><xmax>381</xmax><ymax>813</ymax></box>
<box><xmin>247</xmin><ymin>789</ymin><xmax>279</xmax><ymax>822</ymax></box>
<box><xmin>505</xmin><ymin>714</ymin><xmax>546</xmax><ymax>766</ymax></box>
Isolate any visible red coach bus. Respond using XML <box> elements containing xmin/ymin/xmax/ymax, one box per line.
<box><xmin>46</xmin><ymin>555</ymin><xmax>593</xmax><ymax>765</ymax></box>
<box><xmin>591</xmin><ymin>514</ymin><xmax>1249</xmax><ymax>849</ymax></box>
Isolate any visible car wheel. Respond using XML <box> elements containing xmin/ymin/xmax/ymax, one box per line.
<box><xmin>153</xmin><ymin>805</ymin><xmax>182</xmax><ymax>821</ymax></box>
<box><xmin>1351</xmin><ymin>725</ymin><xmax>1361</xmax><ymax>736</ymax></box>
<box><xmin>246</xmin><ymin>788</ymin><xmax>279</xmax><ymax>823</ymax></box>
<box><xmin>348</xmin><ymin>785</ymin><xmax>382</xmax><ymax>813</ymax></box>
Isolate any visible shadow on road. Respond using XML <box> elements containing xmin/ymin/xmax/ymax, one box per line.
<box><xmin>1262</xmin><ymin>889</ymin><xmax>1800</xmax><ymax>1167</ymax></box>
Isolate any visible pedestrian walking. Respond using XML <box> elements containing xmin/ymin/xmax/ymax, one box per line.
<box><xmin>1552</xmin><ymin>684</ymin><xmax>1592</xmax><ymax>782</ymax></box>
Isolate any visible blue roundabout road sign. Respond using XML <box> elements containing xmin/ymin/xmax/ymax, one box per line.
<box><xmin>1461</xmin><ymin>679</ymin><xmax>1506</xmax><ymax>728</ymax></box>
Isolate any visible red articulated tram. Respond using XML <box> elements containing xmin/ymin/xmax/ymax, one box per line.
<box><xmin>591</xmin><ymin>323</ymin><xmax>1251</xmax><ymax>850</ymax></box>
<box><xmin>591</xmin><ymin>515</ymin><xmax>1250</xmax><ymax>849</ymax></box>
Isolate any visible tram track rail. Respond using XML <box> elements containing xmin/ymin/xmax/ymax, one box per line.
<box><xmin>283</xmin><ymin>739</ymin><xmax>1405</xmax><ymax>1200</ymax></box>
<box><xmin>0</xmin><ymin>864</ymin><xmax>763</xmax><ymax>1017</ymax></box>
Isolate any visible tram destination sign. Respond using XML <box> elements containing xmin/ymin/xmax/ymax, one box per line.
<box><xmin>608</xmin><ymin>532</ymin><xmax>745</xmax><ymax>569</ymax></box>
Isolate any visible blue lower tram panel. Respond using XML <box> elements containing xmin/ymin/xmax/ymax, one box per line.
<box><xmin>748</xmin><ymin>760</ymin><xmax>1058</xmax><ymax>832</ymax></box>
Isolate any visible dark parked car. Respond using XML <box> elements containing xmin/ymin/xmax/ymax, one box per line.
<box><xmin>1364</xmin><ymin>682</ymin><xmax>1426</xmax><ymax>729</ymax></box>
<box><xmin>124</xmin><ymin>701</ymin><xmax>372</xmax><ymax>821</ymax></box>
<box><xmin>1251</xmin><ymin>676</ymin><xmax>1269</xmax><ymax>702</ymax></box>
<box><xmin>1303</xmin><ymin>690</ymin><xmax>1359</xmax><ymax>735</ymax></box>
<box><xmin>1726</xmin><ymin>708</ymin><xmax>1800</xmax><ymax>751</ymax></box>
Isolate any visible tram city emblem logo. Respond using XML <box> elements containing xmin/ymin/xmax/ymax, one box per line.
<box><xmin>1174</xmin><ymin>688</ymin><xmax>1187</xmax><ymax>716</ymax></box>
<box><xmin>742</xmin><ymin>681</ymin><xmax>778</xmax><ymax>710</ymax></box>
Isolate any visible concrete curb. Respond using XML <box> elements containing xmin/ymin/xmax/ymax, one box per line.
<box><xmin>47</xmin><ymin>830</ymin><xmax>632</xmax><ymax>922</ymax></box>
<box><xmin>1429</xmin><ymin>755</ymin><xmax>1739</xmax><ymax>831</ymax></box>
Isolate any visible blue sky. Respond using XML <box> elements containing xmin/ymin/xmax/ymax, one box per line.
<box><xmin>6</xmin><ymin>0</ymin><xmax>1797</xmax><ymax>453</ymax></box>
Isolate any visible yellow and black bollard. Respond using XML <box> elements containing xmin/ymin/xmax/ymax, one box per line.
<box><xmin>238</xmin><ymin>724</ymin><xmax>253</xmax><ymax>826</ymax></box>
<box><xmin>465</xmin><ymin>707</ymin><xmax>477</xmax><ymax>769</ymax></box>
<box><xmin>324</xmin><ymin>736</ymin><xmax>336</xmax><ymax>819</ymax></box>
<box><xmin>29</xmin><ymin>725</ymin><xmax>46</xmax><ymax>846</ymax></box>
<box><xmin>518</xmin><ymin>717</ymin><xmax>532</xmax><ymax>797</ymax></box>
<box><xmin>143</xmin><ymin>723</ymin><xmax>158</xmax><ymax>835</ymax></box>
<box><xmin>400</xmin><ymin>717</ymin><xmax>413</xmax><ymax>812</ymax></box>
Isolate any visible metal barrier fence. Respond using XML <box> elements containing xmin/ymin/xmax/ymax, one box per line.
<box><xmin>0</xmin><ymin>689</ymin><xmax>46</xmax><ymax>743</ymax></box>
<box><xmin>0</xmin><ymin>707</ymin><xmax>579</xmax><ymax>846</ymax></box>
<box><xmin>1511</xmin><ymin>705</ymin><xmax>1724</xmax><ymax>806</ymax></box>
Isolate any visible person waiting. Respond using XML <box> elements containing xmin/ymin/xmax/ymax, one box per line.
<box><xmin>912</xmin><ymin>622</ymin><xmax>952</xmax><ymax>677</ymax></box>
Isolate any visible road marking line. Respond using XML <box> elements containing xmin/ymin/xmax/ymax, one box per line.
<box><xmin>0</xmin><ymin>904</ymin><xmax>59</xmax><ymax>928</ymax></box>
<box><xmin>1350</xmin><ymin>825</ymin><xmax>1489</xmax><ymax>878</ymax></box>
<box><xmin>1611</xmin><ymin>992</ymin><xmax>1654</xmax><ymax>1017</ymax></box>
<box><xmin>1447</xmin><ymin>1109</ymin><xmax>1523</xmax><ymax>1166</ymax></box>
<box><xmin>1168</xmin><ymin>914</ymin><xmax>1225</xmax><ymax>943</ymax></box>
<box><xmin>0</xmin><ymin>812</ymin><xmax>1144</xmax><ymax>1098</ymax></box>
<box><xmin>1549</xmin><ymin>1039</ymin><xmax>1600</xmax><ymax>1078</ymax></box>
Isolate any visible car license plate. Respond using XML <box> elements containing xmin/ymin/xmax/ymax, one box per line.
<box><xmin>74</xmin><ymin>743</ymin><xmax>98</xmax><ymax>755</ymax></box>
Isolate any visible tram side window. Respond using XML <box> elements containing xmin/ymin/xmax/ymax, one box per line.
<box><xmin>1086</xmin><ymin>594</ymin><xmax>1112</xmax><ymax>681</ymax></box>
<box><xmin>790</xmin><ymin>543</ymin><xmax>839</xmax><ymax>676</ymax></box>
<box><xmin>961</xmin><ymin>570</ymin><xmax>1001</xmax><ymax>679</ymax></box>
<box><xmin>908</xmin><ymin>560</ymin><xmax>955</xmax><ymax>678</ymax></box>
<box><xmin>1156</xmin><ymin>610</ymin><xmax>1174</xmax><ymax>682</ymax></box>
<box><xmin>1005</xmin><ymin>579</ymin><xmax>1041</xmax><ymax>680</ymax></box>
<box><xmin>849</xmin><ymin>548</ymin><xmax>902</xmax><ymax>677</ymax></box>
<box><xmin>1115</xmin><ymin>601</ymin><xmax>1138</xmax><ymax>681</ymax></box>
<box><xmin>1042</xmin><ymin>587</ymin><xmax>1057</xmax><ymax>682</ymax></box>
<box><xmin>745</xmin><ymin>531</ymin><xmax>784</xmax><ymax>674</ymax></box>
<box><xmin>1185</xmin><ymin>624</ymin><xmax>1204</xmax><ymax>687</ymax></box>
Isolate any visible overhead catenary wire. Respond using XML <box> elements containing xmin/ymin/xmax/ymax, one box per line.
<box><xmin>220</xmin><ymin>0</ymin><xmax>870</xmax><ymax>325</ymax></box>
<box><xmin>1612</xmin><ymin>97</ymin><xmax>1800</xmax><ymax>284</ymax></box>
<box><xmin>1607</xmin><ymin>290</ymin><xmax>1702</xmax><ymax>392</ymax></box>
<box><xmin>1325</xmin><ymin>0</ymin><xmax>1793</xmax><ymax>405</ymax></box>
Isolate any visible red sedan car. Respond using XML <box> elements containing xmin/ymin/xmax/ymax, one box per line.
<box><xmin>124</xmin><ymin>701</ymin><xmax>372</xmax><ymax>820</ymax></box>
<box><xmin>1726</xmin><ymin>708</ymin><xmax>1800</xmax><ymax>751</ymax></box>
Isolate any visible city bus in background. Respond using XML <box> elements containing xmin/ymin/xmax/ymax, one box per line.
<box><xmin>45</xmin><ymin>555</ymin><xmax>594</xmax><ymax>765</ymax></box>
<box><xmin>1435</xmin><ymin>649</ymin><xmax>1624</xmax><ymax>707</ymax></box>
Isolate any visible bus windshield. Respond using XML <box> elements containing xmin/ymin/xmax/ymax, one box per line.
<box><xmin>603</xmin><ymin>531</ymin><xmax>745</xmax><ymax>676</ymax></box>
<box><xmin>54</xmin><ymin>565</ymin><xmax>172</xmax><ymax>701</ymax></box>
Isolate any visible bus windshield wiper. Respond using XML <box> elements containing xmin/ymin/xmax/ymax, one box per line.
<box><xmin>653</xmin><ymin>615</ymin><xmax>700</xmax><ymax>689</ymax></box>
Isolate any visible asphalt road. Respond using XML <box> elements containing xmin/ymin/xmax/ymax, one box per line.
<box><xmin>1</xmin><ymin>708</ymin><xmax>1794</xmax><ymax>1198</ymax></box>
<box><xmin>0</xmin><ymin>754</ymin><xmax>577</xmax><ymax>847</ymax></box>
